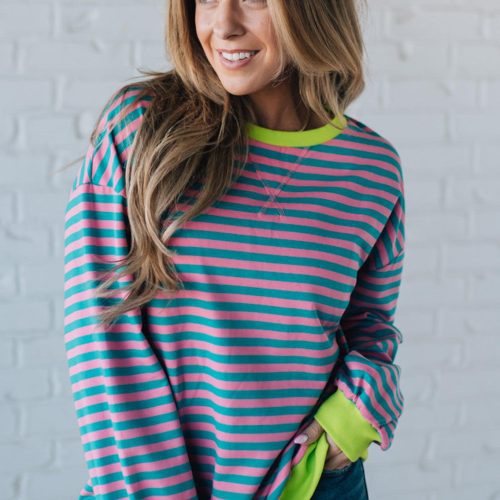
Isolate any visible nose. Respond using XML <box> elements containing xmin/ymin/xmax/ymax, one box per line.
<box><xmin>212</xmin><ymin>2</ymin><xmax>245</xmax><ymax>40</ymax></box>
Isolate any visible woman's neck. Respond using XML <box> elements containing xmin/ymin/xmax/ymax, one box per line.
<box><xmin>248</xmin><ymin>78</ymin><xmax>326</xmax><ymax>131</ymax></box>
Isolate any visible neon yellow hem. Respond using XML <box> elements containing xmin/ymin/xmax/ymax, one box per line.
<box><xmin>279</xmin><ymin>431</ymin><xmax>330</xmax><ymax>500</ymax></box>
<box><xmin>279</xmin><ymin>390</ymin><xmax>382</xmax><ymax>499</ymax></box>
<box><xmin>245</xmin><ymin>114</ymin><xmax>347</xmax><ymax>147</ymax></box>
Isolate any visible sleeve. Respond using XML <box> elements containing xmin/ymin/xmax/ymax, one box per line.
<box><xmin>63</xmin><ymin>98</ymin><xmax>190</xmax><ymax>497</ymax></box>
<box><xmin>313</xmin><ymin>190</ymin><xmax>406</xmax><ymax>462</ymax></box>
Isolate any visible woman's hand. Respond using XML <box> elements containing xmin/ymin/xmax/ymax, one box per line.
<box><xmin>294</xmin><ymin>418</ymin><xmax>353</xmax><ymax>471</ymax></box>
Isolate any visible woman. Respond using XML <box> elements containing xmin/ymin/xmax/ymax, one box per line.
<box><xmin>63</xmin><ymin>0</ymin><xmax>405</xmax><ymax>499</ymax></box>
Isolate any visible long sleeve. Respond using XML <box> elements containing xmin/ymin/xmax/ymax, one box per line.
<box><xmin>63</xmin><ymin>90</ymin><xmax>194</xmax><ymax>498</ymax></box>
<box><xmin>313</xmin><ymin>191</ymin><xmax>406</xmax><ymax>461</ymax></box>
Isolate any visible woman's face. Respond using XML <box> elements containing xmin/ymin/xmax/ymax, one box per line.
<box><xmin>194</xmin><ymin>0</ymin><xmax>284</xmax><ymax>96</ymax></box>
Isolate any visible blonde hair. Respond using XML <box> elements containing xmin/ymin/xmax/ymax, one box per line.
<box><xmin>63</xmin><ymin>0</ymin><xmax>368</xmax><ymax>328</ymax></box>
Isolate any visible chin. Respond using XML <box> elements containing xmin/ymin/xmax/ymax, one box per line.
<box><xmin>223</xmin><ymin>89</ymin><xmax>251</xmax><ymax>97</ymax></box>
<box><xmin>218</xmin><ymin>81</ymin><xmax>257</xmax><ymax>97</ymax></box>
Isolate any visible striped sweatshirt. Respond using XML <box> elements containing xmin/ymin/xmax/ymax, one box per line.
<box><xmin>63</xmin><ymin>86</ymin><xmax>405</xmax><ymax>500</ymax></box>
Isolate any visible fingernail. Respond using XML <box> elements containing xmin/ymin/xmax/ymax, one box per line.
<box><xmin>294</xmin><ymin>434</ymin><xmax>308</xmax><ymax>444</ymax></box>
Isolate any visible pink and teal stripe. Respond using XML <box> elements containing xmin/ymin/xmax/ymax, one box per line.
<box><xmin>64</xmin><ymin>86</ymin><xmax>405</xmax><ymax>499</ymax></box>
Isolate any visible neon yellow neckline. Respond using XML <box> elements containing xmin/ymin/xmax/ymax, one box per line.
<box><xmin>245</xmin><ymin>113</ymin><xmax>348</xmax><ymax>147</ymax></box>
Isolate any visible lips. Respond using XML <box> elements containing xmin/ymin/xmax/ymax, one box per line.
<box><xmin>220</xmin><ymin>51</ymin><xmax>258</xmax><ymax>61</ymax></box>
<box><xmin>217</xmin><ymin>50</ymin><xmax>259</xmax><ymax>68</ymax></box>
<box><xmin>217</xmin><ymin>49</ymin><xmax>260</xmax><ymax>61</ymax></box>
<box><xmin>216</xmin><ymin>49</ymin><xmax>260</xmax><ymax>54</ymax></box>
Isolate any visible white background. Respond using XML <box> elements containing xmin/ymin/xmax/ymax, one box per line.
<box><xmin>0</xmin><ymin>0</ymin><xmax>499</xmax><ymax>499</ymax></box>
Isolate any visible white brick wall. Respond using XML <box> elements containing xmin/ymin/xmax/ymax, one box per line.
<box><xmin>1</xmin><ymin>1</ymin><xmax>499</xmax><ymax>499</ymax></box>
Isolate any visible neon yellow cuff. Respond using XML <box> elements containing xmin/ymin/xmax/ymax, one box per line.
<box><xmin>313</xmin><ymin>389</ymin><xmax>382</xmax><ymax>462</ymax></box>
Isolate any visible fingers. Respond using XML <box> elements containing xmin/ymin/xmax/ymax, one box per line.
<box><xmin>293</xmin><ymin>418</ymin><xmax>324</xmax><ymax>445</ymax></box>
<box><xmin>294</xmin><ymin>422</ymin><xmax>353</xmax><ymax>471</ymax></box>
<box><xmin>324</xmin><ymin>455</ymin><xmax>353</xmax><ymax>471</ymax></box>
<box><xmin>324</xmin><ymin>432</ymin><xmax>353</xmax><ymax>469</ymax></box>
<box><xmin>325</xmin><ymin>431</ymin><xmax>343</xmax><ymax>456</ymax></box>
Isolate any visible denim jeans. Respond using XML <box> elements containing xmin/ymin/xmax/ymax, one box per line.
<box><xmin>310</xmin><ymin>458</ymin><xmax>369</xmax><ymax>500</ymax></box>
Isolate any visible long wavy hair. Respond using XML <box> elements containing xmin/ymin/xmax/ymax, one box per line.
<box><xmin>62</xmin><ymin>0</ymin><xmax>368</xmax><ymax>329</ymax></box>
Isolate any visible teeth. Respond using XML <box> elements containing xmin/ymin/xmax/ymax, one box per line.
<box><xmin>221</xmin><ymin>51</ymin><xmax>257</xmax><ymax>61</ymax></box>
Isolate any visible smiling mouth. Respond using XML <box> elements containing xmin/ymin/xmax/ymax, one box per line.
<box><xmin>218</xmin><ymin>50</ymin><xmax>260</xmax><ymax>61</ymax></box>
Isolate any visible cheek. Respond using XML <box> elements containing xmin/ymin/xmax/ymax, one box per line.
<box><xmin>194</xmin><ymin>13</ymin><xmax>209</xmax><ymax>44</ymax></box>
<box><xmin>259</xmin><ymin>16</ymin><xmax>277</xmax><ymax>45</ymax></box>
<box><xmin>196</xmin><ymin>30</ymin><xmax>211</xmax><ymax>58</ymax></box>
<box><xmin>255</xmin><ymin>20</ymin><xmax>280</xmax><ymax>63</ymax></box>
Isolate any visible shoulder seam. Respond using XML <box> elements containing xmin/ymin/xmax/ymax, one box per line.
<box><xmin>70</xmin><ymin>181</ymin><xmax>126</xmax><ymax>198</ymax></box>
